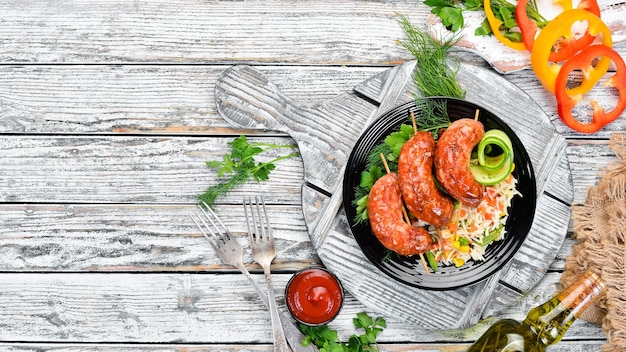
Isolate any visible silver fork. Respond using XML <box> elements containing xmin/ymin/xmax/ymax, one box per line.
<box><xmin>244</xmin><ymin>196</ymin><xmax>290</xmax><ymax>352</ymax></box>
<box><xmin>191</xmin><ymin>202</ymin><xmax>313</xmax><ymax>352</ymax></box>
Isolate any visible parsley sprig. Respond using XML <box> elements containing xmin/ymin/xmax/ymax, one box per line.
<box><xmin>424</xmin><ymin>0</ymin><xmax>482</xmax><ymax>32</ymax></box>
<box><xmin>197</xmin><ymin>135</ymin><xmax>299</xmax><ymax>208</ymax></box>
<box><xmin>299</xmin><ymin>312</ymin><xmax>387</xmax><ymax>352</ymax></box>
<box><xmin>424</xmin><ymin>0</ymin><xmax>548</xmax><ymax>42</ymax></box>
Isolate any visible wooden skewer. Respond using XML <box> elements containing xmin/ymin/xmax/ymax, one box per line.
<box><xmin>380</xmin><ymin>152</ymin><xmax>392</xmax><ymax>174</ymax></box>
<box><xmin>474</xmin><ymin>109</ymin><xmax>480</xmax><ymax>121</ymax></box>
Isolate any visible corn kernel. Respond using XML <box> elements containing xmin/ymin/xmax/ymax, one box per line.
<box><xmin>460</xmin><ymin>245</ymin><xmax>470</xmax><ymax>253</ymax></box>
<box><xmin>453</xmin><ymin>257</ymin><xmax>465</xmax><ymax>267</ymax></box>
<box><xmin>452</xmin><ymin>241</ymin><xmax>460</xmax><ymax>249</ymax></box>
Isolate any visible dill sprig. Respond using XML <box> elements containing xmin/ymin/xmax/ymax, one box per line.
<box><xmin>413</xmin><ymin>98</ymin><xmax>452</xmax><ymax>136</ymax></box>
<box><xmin>397</xmin><ymin>15</ymin><xmax>466</xmax><ymax>99</ymax></box>
<box><xmin>197</xmin><ymin>135</ymin><xmax>299</xmax><ymax>208</ymax></box>
<box><xmin>198</xmin><ymin>171</ymin><xmax>249</xmax><ymax>208</ymax></box>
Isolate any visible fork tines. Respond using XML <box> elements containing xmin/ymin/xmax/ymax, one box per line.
<box><xmin>243</xmin><ymin>196</ymin><xmax>272</xmax><ymax>241</ymax></box>
<box><xmin>191</xmin><ymin>202</ymin><xmax>232</xmax><ymax>247</ymax></box>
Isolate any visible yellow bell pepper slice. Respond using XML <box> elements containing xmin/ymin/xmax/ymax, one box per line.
<box><xmin>484</xmin><ymin>0</ymin><xmax>526</xmax><ymax>51</ymax></box>
<box><xmin>530</xmin><ymin>9</ymin><xmax>612</xmax><ymax>94</ymax></box>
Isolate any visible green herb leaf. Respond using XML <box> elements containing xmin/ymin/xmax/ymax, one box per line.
<box><xmin>499</xmin><ymin>4</ymin><xmax>517</xmax><ymax>28</ymax></box>
<box><xmin>197</xmin><ymin>135</ymin><xmax>299</xmax><ymax>208</ymax></box>
<box><xmin>359</xmin><ymin>165</ymin><xmax>383</xmax><ymax>191</ymax></box>
<box><xmin>353</xmin><ymin>194</ymin><xmax>369</xmax><ymax>224</ymax></box>
<box><xmin>299</xmin><ymin>312</ymin><xmax>386</xmax><ymax>352</ymax></box>
<box><xmin>384</xmin><ymin>124</ymin><xmax>413</xmax><ymax>158</ymax></box>
<box><xmin>354</xmin><ymin>312</ymin><xmax>374</xmax><ymax>329</ymax></box>
<box><xmin>462</xmin><ymin>0</ymin><xmax>483</xmax><ymax>11</ymax></box>
<box><xmin>479</xmin><ymin>0</ymin><xmax>523</xmax><ymax>43</ymax></box>
<box><xmin>413</xmin><ymin>99</ymin><xmax>452</xmax><ymax>137</ymax></box>
<box><xmin>424</xmin><ymin>0</ymin><xmax>465</xmax><ymax>32</ymax></box>
<box><xmin>474</xmin><ymin>18</ymin><xmax>493</xmax><ymax>36</ymax></box>
<box><xmin>424</xmin><ymin>0</ymin><xmax>455</xmax><ymax>9</ymax></box>
<box><xmin>439</xmin><ymin>6</ymin><xmax>465</xmax><ymax>32</ymax></box>
<box><xmin>503</xmin><ymin>30</ymin><xmax>522</xmax><ymax>43</ymax></box>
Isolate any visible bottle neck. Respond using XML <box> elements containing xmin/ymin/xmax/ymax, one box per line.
<box><xmin>523</xmin><ymin>271</ymin><xmax>606</xmax><ymax>346</ymax></box>
<box><xmin>557</xmin><ymin>271</ymin><xmax>605</xmax><ymax>318</ymax></box>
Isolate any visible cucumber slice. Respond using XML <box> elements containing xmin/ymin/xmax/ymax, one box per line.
<box><xmin>470</xmin><ymin>156</ymin><xmax>514</xmax><ymax>186</ymax></box>
<box><xmin>477</xmin><ymin>129</ymin><xmax>514</xmax><ymax>171</ymax></box>
<box><xmin>479</xmin><ymin>151</ymin><xmax>507</xmax><ymax>170</ymax></box>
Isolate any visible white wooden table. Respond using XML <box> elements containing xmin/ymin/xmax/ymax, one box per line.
<box><xmin>0</xmin><ymin>1</ymin><xmax>623</xmax><ymax>351</ymax></box>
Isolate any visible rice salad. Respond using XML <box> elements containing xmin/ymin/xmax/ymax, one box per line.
<box><xmin>426</xmin><ymin>173</ymin><xmax>521</xmax><ymax>268</ymax></box>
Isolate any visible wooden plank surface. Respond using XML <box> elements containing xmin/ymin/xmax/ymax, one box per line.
<box><xmin>0</xmin><ymin>60</ymin><xmax>625</xmax><ymax>136</ymax></box>
<box><xmin>0</xmin><ymin>272</ymin><xmax>605</xmax><ymax>344</ymax></box>
<box><xmin>1</xmin><ymin>0</ymin><xmax>623</xmax><ymax>349</ymax></box>
<box><xmin>0</xmin><ymin>0</ymin><xmax>419</xmax><ymax>65</ymax></box>
<box><xmin>0</xmin><ymin>136</ymin><xmax>614</xmax><ymax>207</ymax></box>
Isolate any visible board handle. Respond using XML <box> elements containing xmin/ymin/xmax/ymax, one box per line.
<box><xmin>215</xmin><ymin>65</ymin><xmax>301</xmax><ymax>132</ymax></box>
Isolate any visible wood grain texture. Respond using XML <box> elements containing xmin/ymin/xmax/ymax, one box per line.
<box><xmin>0</xmin><ymin>136</ymin><xmax>304</xmax><ymax>204</ymax></box>
<box><xmin>0</xmin><ymin>0</ymin><xmax>619</xmax><ymax>348</ymax></box>
<box><xmin>0</xmin><ymin>65</ymin><xmax>383</xmax><ymax>134</ymax></box>
<box><xmin>0</xmin><ymin>62</ymin><xmax>625</xmax><ymax>136</ymax></box>
<box><xmin>0</xmin><ymin>272</ymin><xmax>604</xmax><ymax>344</ymax></box>
<box><xmin>0</xmin><ymin>204</ymin><xmax>316</xmax><ymax>272</ymax></box>
<box><xmin>0</xmin><ymin>0</ymin><xmax>421</xmax><ymax>65</ymax></box>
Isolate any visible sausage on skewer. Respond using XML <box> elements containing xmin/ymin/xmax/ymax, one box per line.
<box><xmin>434</xmin><ymin>118</ymin><xmax>485</xmax><ymax>207</ymax></box>
<box><xmin>398</xmin><ymin>131</ymin><xmax>454</xmax><ymax>227</ymax></box>
<box><xmin>367</xmin><ymin>173</ymin><xmax>431</xmax><ymax>256</ymax></box>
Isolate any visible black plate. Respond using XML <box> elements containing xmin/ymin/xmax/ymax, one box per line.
<box><xmin>342</xmin><ymin>97</ymin><xmax>536</xmax><ymax>290</ymax></box>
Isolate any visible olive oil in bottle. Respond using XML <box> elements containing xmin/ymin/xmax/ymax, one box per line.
<box><xmin>467</xmin><ymin>270</ymin><xmax>606</xmax><ymax>352</ymax></box>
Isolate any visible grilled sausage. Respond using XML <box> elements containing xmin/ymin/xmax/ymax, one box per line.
<box><xmin>435</xmin><ymin>118</ymin><xmax>485</xmax><ymax>207</ymax></box>
<box><xmin>367</xmin><ymin>173</ymin><xmax>431</xmax><ymax>256</ymax></box>
<box><xmin>398</xmin><ymin>131</ymin><xmax>454</xmax><ymax>227</ymax></box>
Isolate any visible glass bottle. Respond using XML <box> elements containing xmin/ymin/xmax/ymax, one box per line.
<box><xmin>467</xmin><ymin>270</ymin><xmax>606</xmax><ymax>352</ymax></box>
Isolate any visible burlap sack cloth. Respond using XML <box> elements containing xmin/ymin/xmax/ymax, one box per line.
<box><xmin>560</xmin><ymin>133</ymin><xmax>626</xmax><ymax>351</ymax></box>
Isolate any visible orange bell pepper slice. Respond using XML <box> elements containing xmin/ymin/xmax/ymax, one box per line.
<box><xmin>555</xmin><ymin>45</ymin><xmax>626</xmax><ymax>133</ymax></box>
<box><xmin>516</xmin><ymin>0</ymin><xmax>600</xmax><ymax>62</ymax></box>
<box><xmin>530</xmin><ymin>9</ymin><xmax>612</xmax><ymax>94</ymax></box>
<box><xmin>484</xmin><ymin>0</ymin><xmax>526</xmax><ymax>51</ymax></box>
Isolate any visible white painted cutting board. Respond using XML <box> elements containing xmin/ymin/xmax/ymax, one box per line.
<box><xmin>214</xmin><ymin>61</ymin><xmax>572</xmax><ymax>329</ymax></box>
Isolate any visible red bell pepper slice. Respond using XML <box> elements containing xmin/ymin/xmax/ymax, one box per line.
<box><xmin>516</xmin><ymin>0</ymin><xmax>600</xmax><ymax>62</ymax></box>
<box><xmin>555</xmin><ymin>45</ymin><xmax>626</xmax><ymax>133</ymax></box>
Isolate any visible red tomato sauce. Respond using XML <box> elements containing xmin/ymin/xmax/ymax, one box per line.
<box><xmin>285</xmin><ymin>268</ymin><xmax>343</xmax><ymax>325</ymax></box>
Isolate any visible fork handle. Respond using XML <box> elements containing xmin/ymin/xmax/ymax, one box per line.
<box><xmin>262</xmin><ymin>265</ymin><xmax>291</xmax><ymax>352</ymax></box>
<box><xmin>236</xmin><ymin>263</ymin><xmax>315</xmax><ymax>352</ymax></box>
